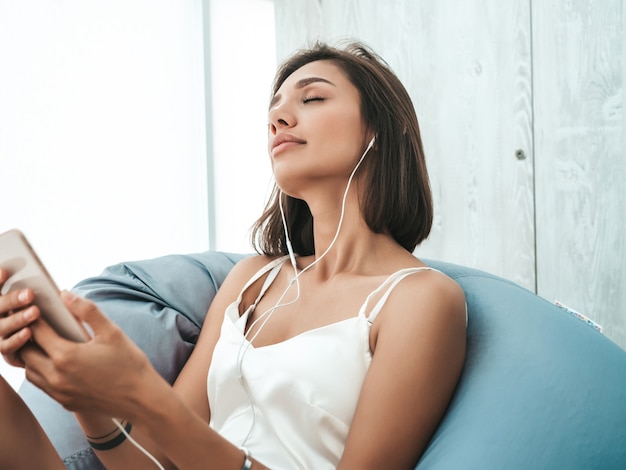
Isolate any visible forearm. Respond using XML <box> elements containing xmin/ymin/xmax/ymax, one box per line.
<box><xmin>74</xmin><ymin>375</ymin><xmax>267</xmax><ymax>470</ymax></box>
<box><xmin>74</xmin><ymin>411</ymin><xmax>175</xmax><ymax>469</ymax></box>
<box><xmin>135</xmin><ymin>379</ymin><xmax>265</xmax><ymax>469</ymax></box>
<box><xmin>45</xmin><ymin>286</ymin><xmax>267</xmax><ymax>468</ymax></box>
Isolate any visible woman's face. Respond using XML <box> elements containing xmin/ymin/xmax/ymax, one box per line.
<box><xmin>268</xmin><ymin>60</ymin><xmax>369</xmax><ymax>197</ymax></box>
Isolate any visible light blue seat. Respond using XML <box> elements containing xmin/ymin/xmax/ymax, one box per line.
<box><xmin>19</xmin><ymin>251</ymin><xmax>626</xmax><ymax>469</ymax></box>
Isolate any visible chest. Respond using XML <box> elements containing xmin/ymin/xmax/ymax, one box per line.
<box><xmin>209</xmin><ymin>308</ymin><xmax>373</xmax><ymax>437</ymax></box>
<box><xmin>241</xmin><ymin>272</ymin><xmax>386</xmax><ymax>348</ymax></box>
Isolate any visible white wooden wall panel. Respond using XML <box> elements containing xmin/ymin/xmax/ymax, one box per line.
<box><xmin>532</xmin><ymin>0</ymin><xmax>625</xmax><ymax>348</ymax></box>
<box><xmin>272</xmin><ymin>0</ymin><xmax>625</xmax><ymax>350</ymax></box>
<box><xmin>273</xmin><ymin>0</ymin><xmax>537</xmax><ymax>290</ymax></box>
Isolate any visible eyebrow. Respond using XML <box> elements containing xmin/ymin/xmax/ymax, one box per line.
<box><xmin>269</xmin><ymin>77</ymin><xmax>336</xmax><ymax>109</ymax></box>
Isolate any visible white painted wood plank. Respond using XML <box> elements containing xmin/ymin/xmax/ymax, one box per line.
<box><xmin>272</xmin><ymin>0</ymin><xmax>536</xmax><ymax>290</ymax></box>
<box><xmin>400</xmin><ymin>0</ymin><xmax>536</xmax><ymax>291</ymax></box>
<box><xmin>533</xmin><ymin>0</ymin><xmax>625</xmax><ymax>349</ymax></box>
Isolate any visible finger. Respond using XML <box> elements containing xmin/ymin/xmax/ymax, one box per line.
<box><xmin>0</xmin><ymin>326</ymin><xmax>31</xmax><ymax>368</ymax></box>
<box><xmin>2</xmin><ymin>352</ymin><xmax>26</xmax><ymax>368</ymax></box>
<box><xmin>20</xmin><ymin>334</ymin><xmax>98</xmax><ymax>414</ymax></box>
<box><xmin>0</xmin><ymin>288</ymin><xmax>34</xmax><ymax>316</ymax></box>
<box><xmin>21</xmin><ymin>341</ymin><xmax>72</xmax><ymax>398</ymax></box>
<box><xmin>19</xmin><ymin>342</ymin><xmax>45</xmax><ymax>365</ymax></box>
<box><xmin>0</xmin><ymin>304</ymin><xmax>39</xmax><ymax>340</ymax></box>
<box><xmin>0</xmin><ymin>304</ymin><xmax>38</xmax><ymax>367</ymax></box>
<box><xmin>21</xmin><ymin>343</ymin><xmax>54</xmax><ymax>391</ymax></box>
<box><xmin>0</xmin><ymin>303</ymin><xmax>40</xmax><ymax>367</ymax></box>
<box><xmin>0</xmin><ymin>324</ymin><xmax>32</xmax><ymax>356</ymax></box>
<box><xmin>29</xmin><ymin>316</ymin><xmax>73</xmax><ymax>358</ymax></box>
<box><xmin>61</xmin><ymin>291</ymin><xmax>112</xmax><ymax>336</ymax></box>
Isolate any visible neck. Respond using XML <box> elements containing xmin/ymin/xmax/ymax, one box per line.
<box><xmin>297</xmin><ymin>187</ymin><xmax>392</xmax><ymax>280</ymax></box>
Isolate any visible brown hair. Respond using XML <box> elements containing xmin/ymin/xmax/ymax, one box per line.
<box><xmin>251</xmin><ymin>41</ymin><xmax>432</xmax><ymax>256</ymax></box>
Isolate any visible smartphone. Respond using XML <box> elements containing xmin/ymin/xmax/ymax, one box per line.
<box><xmin>0</xmin><ymin>229</ymin><xmax>89</xmax><ymax>342</ymax></box>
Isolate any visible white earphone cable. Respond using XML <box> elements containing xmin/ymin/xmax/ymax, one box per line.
<box><xmin>111</xmin><ymin>417</ymin><xmax>165</xmax><ymax>469</ymax></box>
<box><xmin>89</xmin><ymin>138</ymin><xmax>376</xmax><ymax>465</ymax></box>
<box><xmin>236</xmin><ymin>135</ymin><xmax>375</xmax><ymax>447</ymax></box>
<box><xmin>291</xmin><ymin>136</ymin><xmax>375</xmax><ymax>280</ymax></box>
<box><xmin>248</xmin><ymin>135</ymin><xmax>375</xmax><ymax>342</ymax></box>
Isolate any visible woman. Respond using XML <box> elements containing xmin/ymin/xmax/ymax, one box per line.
<box><xmin>0</xmin><ymin>41</ymin><xmax>466</xmax><ymax>469</ymax></box>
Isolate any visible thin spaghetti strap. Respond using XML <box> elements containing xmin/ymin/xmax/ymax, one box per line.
<box><xmin>235</xmin><ymin>256</ymin><xmax>290</xmax><ymax>307</ymax></box>
<box><xmin>248</xmin><ymin>262</ymin><xmax>284</xmax><ymax>314</ymax></box>
<box><xmin>360</xmin><ymin>267</ymin><xmax>435</xmax><ymax>325</ymax></box>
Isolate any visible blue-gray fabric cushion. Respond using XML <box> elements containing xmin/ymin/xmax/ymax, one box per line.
<box><xmin>416</xmin><ymin>261</ymin><xmax>626</xmax><ymax>469</ymax></box>
<box><xmin>18</xmin><ymin>252</ymin><xmax>626</xmax><ymax>469</ymax></box>
<box><xmin>18</xmin><ymin>251</ymin><xmax>246</xmax><ymax>468</ymax></box>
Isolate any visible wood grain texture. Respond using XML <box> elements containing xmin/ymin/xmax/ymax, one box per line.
<box><xmin>272</xmin><ymin>0</ymin><xmax>537</xmax><ymax>290</ymax></box>
<box><xmin>532</xmin><ymin>0</ymin><xmax>625</xmax><ymax>349</ymax></box>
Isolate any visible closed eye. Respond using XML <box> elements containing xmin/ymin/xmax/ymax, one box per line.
<box><xmin>303</xmin><ymin>95</ymin><xmax>325</xmax><ymax>104</ymax></box>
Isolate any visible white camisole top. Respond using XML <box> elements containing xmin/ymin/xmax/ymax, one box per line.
<box><xmin>207</xmin><ymin>257</ymin><xmax>434</xmax><ymax>469</ymax></box>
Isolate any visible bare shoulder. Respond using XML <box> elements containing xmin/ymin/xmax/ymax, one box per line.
<box><xmin>406</xmin><ymin>267</ymin><xmax>466</xmax><ymax>315</ymax></box>
<box><xmin>370</xmin><ymin>267</ymin><xmax>466</xmax><ymax>352</ymax></box>
<box><xmin>340</xmin><ymin>267</ymin><xmax>466</xmax><ymax>468</ymax></box>
<box><xmin>174</xmin><ymin>255</ymin><xmax>274</xmax><ymax>416</ymax></box>
<box><xmin>216</xmin><ymin>255</ymin><xmax>276</xmax><ymax>297</ymax></box>
<box><xmin>175</xmin><ymin>254</ymin><xmax>277</xmax><ymax>405</ymax></box>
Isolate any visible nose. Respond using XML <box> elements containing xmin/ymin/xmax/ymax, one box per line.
<box><xmin>268</xmin><ymin>102</ymin><xmax>295</xmax><ymax>135</ymax></box>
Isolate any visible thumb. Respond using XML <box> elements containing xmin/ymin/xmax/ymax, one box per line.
<box><xmin>60</xmin><ymin>290</ymin><xmax>110</xmax><ymax>337</ymax></box>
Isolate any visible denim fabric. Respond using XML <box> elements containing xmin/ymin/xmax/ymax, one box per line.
<box><xmin>63</xmin><ymin>448</ymin><xmax>105</xmax><ymax>469</ymax></box>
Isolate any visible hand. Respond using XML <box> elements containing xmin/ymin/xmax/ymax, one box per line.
<box><xmin>0</xmin><ymin>267</ymin><xmax>38</xmax><ymax>368</ymax></box>
<box><xmin>20</xmin><ymin>291</ymin><xmax>161</xmax><ymax>419</ymax></box>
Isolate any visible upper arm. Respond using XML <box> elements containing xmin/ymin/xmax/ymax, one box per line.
<box><xmin>339</xmin><ymin>271</ymin><xmax>467</xmax><ymax>469</ymax></box>
<box><xmin>170</xmin><ymin>255</ymin><xmax>270</xmax><ymax>424</ymax></box>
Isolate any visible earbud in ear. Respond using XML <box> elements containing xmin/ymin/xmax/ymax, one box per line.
<box><xmin>368</xmin><ymin>135</ymin><xmax>376</xmax><ymax>149</ymax></box>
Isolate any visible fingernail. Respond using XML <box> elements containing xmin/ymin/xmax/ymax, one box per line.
<box><xmin>18</xmin><ymin>290</ymin><xmax>30</xmax><ymax>303</ymax></box>
<box><xmin>23</xmin><ymin>306</ymin><xmax>37</xmax><ymax>321</ymax></box>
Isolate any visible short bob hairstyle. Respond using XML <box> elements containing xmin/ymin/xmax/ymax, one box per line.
<box><xmin>251</xmin><ymin>41</ymin><xmax>432</xmax><ymax>256</ymax></box>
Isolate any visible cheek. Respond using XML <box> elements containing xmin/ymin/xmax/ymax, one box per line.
<box><xmin>316</xmin><ymin>108</ymin><xmax>365</xmax><ymax>148</ymax></box>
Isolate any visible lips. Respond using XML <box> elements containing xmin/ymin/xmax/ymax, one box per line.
<box><xmin>271</xmin><ymin>133</ymin><xmax>306</xmax><ymax>156</ymax></box>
